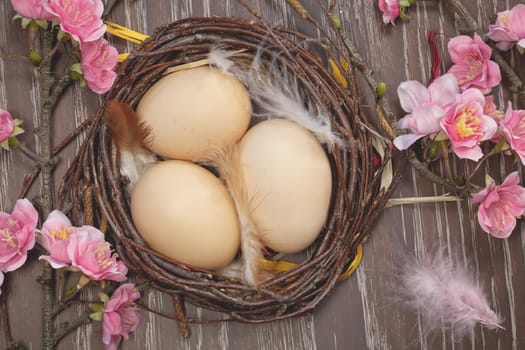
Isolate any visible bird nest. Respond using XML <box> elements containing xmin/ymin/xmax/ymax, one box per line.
<box><xmin>60</xmin><ymin>17</ymin><xmax>398</xmax><ymax>328</ymax></box>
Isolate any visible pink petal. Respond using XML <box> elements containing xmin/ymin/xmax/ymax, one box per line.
<box><xmin>485</xmin><ymin>60</ymin><xmax>502</xmax><ymax>90</ymax></box>
<box><xmin>3</xmin><ymin>253</ymin><xmax>28</xmax><ymax>273</ymax></box>
<box><xmin>42</xmin><ymin>210</ymin><xmax>71</xmax><ymax>235</ymax></box>
<box><xmin>448</xmin><ymin>35</ymin><xmax>475</xmax><ymax>63</ymax></box>
<box><xmin>428</xmin><ymin>74</ymin><xmax>459</xmax><ymax>107</ymax></box>
<box><xmin>501</xmin><ymin>171</ymin><xmax>520</xmax><ymax>187</ymax></box>
<box><xmin>397</xmin><ymin>80</ymin><xmax>430</xmax><ymax>113</ymax></box>
<box><xmin>411</xmin><ymin>105</ymin><xmax>445</xmax><ymax>134</ymax></box>
<box><xmin>38</xmin><ymin>255</ymin><xmax>69</xmax><ymax>269</ymax></box>
<box><xmin>12</xmin><ymin>199</ymin><xmax>38</xmax><ymax>230</ymax></box>
<box><xmin>480</xmin><ymin>115</ymin><xmax>498</xmax><ymax>141</ymax></box>
<box><xmin>473</xmin><ymin>33</ymin><xmax>492</xmax><ymax>59</ymax></box>
<box><xmin>393</xmin><ymin>133</ymin><xmax>425</xmax><ymax>150</ymax></box>
<box><xmin>452</xmin><ymin>145</ymin><xmax>484</xmax><ymax>161</ymax></box>
<box><xmin>508</xmin><ymin>4</ymin><xmax>525</xmax><ymax>37</ymax></box>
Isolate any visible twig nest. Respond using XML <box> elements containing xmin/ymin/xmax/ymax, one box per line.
<box><xmin>130</xmin><ymin>160</ymin><xmax>241</xmax><ymax>270</ymax></box>
<box><xmin>238</xmin><ymin>119</ymin><xmax>332</xmax><ymax>253</ymax></box>
<box><xmin>136</xmin><ymin>66</ymin><xmax>252</xmax><ymax>161</ymax></box>
<box><xmin>60</xmin><ymin>17</ymin><xmax>397</xmax><ymax>323</ymax></box>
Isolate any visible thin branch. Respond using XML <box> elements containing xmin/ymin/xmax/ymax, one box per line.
<box><xmin>53</xmin><ymin>313</ymin><xmax>91</xmax><ymax>345</ymax></box>
<box><xmin>17</xmin><ymin>144</ymin><xmax>39</xmax><ymax>162</ymax></box>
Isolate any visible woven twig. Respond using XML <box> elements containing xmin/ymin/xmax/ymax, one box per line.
<box><xmin>59</xmin><ymin>17</ymin><xmax>398</xmax><ymax>324</ymax></box>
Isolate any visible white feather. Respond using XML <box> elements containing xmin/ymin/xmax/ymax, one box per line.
<box><xmin>245</xmin><ymin>51</ymin><xmax>344</xmax><ymax>150</ymax></box>
<box><xmin>207</xmin><ymin>47</ymin><xmax>237</xmax><ymax>75</ymax></box>
<box><xmin>207</xmin><ymin>47</ymin><xmax>344</xmax><ymax>150</ymax></box>
<box><xmin>119</xmin><ymin>149</ymin><xmax>157</xmax><ymax>192</ymax></box>
<box><xmin>399</xmin><ymin>249</ymin><xmax>503</xmax><ymax>337</ymax></box>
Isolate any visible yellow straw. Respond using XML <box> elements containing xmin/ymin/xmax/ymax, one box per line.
<box><xmin>259</xmin><ymin>244</ymin><xmax>363</xmax><ymax>282</ymax></box>
<box><xmin>105</xmin><ymin>21</ymin><xmax>149</xmax><ymax>44</ymax></box>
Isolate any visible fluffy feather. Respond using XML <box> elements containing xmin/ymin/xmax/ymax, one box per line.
<box><xmin>207</xmin><ymin>47</ymin><xmax>344</xmax><ymax>149</ymax></box>
<box><xmin>104</xmin><ymin>100</ymin><xmax>151</xmax><ymax>151</ymax></box>
<box><xmin>205</xmin><ymin>146</ymin><xmax>267</xmax><ymax>286</ymax></box>
<box><xmin>207</xmin><ymin>47</ymin><xmax>237</xmax><ymax>75</ymax></box>
<box><xmin>399</xmin><ymin>249</ymin><xmax>503</xmax><ymax>337</ymax></box>
<box><xmin>104</xmin><ymin>100</ymin><xmax>157</xmax><ymax>190</ymax></box>
<box><xmin>245</xmin><ymin>51</ymin><xmax>344</xmax><ymax>150</ymax></box>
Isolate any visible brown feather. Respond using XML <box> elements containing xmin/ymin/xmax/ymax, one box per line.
<box><xmin>104</xmin><ymin>99</ymin><xmax>152</xmax><ymax>151</ymax></box>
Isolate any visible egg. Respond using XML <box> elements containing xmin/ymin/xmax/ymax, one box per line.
<box><xmin>238</xmin><ymin>119</ymin><xmax>332</xmax><ymax>254</ymax></box>
<box><xmin>130</xmin><ymin>160</ymin><xmax>240</xmax><ymax>270</ymax></box>
<box><xmin>136</xmin><ymin>66</ymin><xmax>252</xmax><ymax>161</ymax></box>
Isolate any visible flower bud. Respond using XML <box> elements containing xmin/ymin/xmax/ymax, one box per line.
<box><xmin>330</xmin><ymin>14</ymin><xmax>342</xmax><ymax>30</ymax></box>
<box><xmin>376</xmin><ymin>82</ymin><xmax>387</xmax><ymax>97</ymax></box>
<box><xmin>28</xmin><ymin>48</ymin><xmax>42</xmax><ymax>66</ymax></box>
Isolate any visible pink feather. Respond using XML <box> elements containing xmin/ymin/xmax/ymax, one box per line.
<box><xmin>399</xmin><ymin>249</ymin><xmax>503</xmax><ymax>337</ymax></box>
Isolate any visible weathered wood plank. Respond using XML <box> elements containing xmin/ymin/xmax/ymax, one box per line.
<box><xmin>1</xmin><ymin>0</ymin><xmax>525</xmax><ymax>349</ymax></box>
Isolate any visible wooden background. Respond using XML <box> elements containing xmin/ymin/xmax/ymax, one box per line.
<box><xmin>1</xmin><ymin>0</ymin><xmax>524</xmax><ymax>349</ymax></box>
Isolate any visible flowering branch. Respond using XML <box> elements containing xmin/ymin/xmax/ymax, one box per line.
<box><xmin>445</xmin><ymin>0</ymin><xmax>525</xmax><ymax>105</ymax></box>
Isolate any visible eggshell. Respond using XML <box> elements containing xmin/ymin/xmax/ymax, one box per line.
<box><xmin>136</xmin><ymin>66</ymin><xmax>251</xmax><ymax>161</ymax></box>
<box><xmin>238</xmin><ymin>119</ymin><xmax>332</xmax><ymax>254</ymax></box>
<box><xmin>130</xmin><ymin>160</ymin><xmax>240</xmax><ymax>270</ymax></box>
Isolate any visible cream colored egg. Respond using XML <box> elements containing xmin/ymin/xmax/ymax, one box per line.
<box><xmin>238</xmin><ymin>119</ymin><xmax>332</xmax><ymax>254</ymax></box>
<box><xmin>137</xmin><ymin>66</ymin><xmax>251</xmax><ymax>161</ymax></box>
<box><xmin>130</xmin><ymin>160</ymin><xmax>240</xmax><ymax>270</ymax></box>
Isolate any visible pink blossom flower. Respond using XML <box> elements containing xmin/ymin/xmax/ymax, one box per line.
<box><xmin>37</xmin><ymin>210</ymin><xmax>74</xmax><ymax>268</ymax></box>
<box><xmin>80</xmin><ymin>39</ymin><xmax>118</xmax><ymax>94</ymax></box>
<box><xmin>10</xmin><ymin>0</ymin><xmax>54</xmax><ymax>20</ymax></box>
<box><xmin>44</xmin><ymin>0</ymin><xmax>106</xmax><ymax>43</ymax></box>
<box><xmin>447</xmin><ymin>34</ymin><xmax>501</xmax><ymax>94</ymax></box>
<box><xmin>378</xmin><ymin>0</ymin><xmax>400</xmax><ymax>25</ymax></box>
<box><xmin>501</xmin><ymin>102</ymin><xmax>525</xmax><ymax>165</ymax></box>
<box><xmin>472</xmin><ymin>172</ymin><xmax>525</xmax><ymax>238</ymax></box>
<box><xmin>67</xmin><ymin>228</ymin><xmax>127</xmax><ymax>281</ymax></box>
<box><xmin>102</xmin><ymin>284</ymin><xmax>140</xmax><ymax>350</ymax></box>
<box><xmin>440</xmin><ymin>88</ymin><xmax>497</xmax><ymax>161</ymax></box>
<box><xmin>0</xmin><ymin>199</ymin><xmax>38</xmax><ymax>274</ymax></box>
<box><xmin>487</xmin><ymin>4</ymin><xmax>525</xmax><ymax>51</ymax></box>
<box><xmin>394</xmin><ymin>73</ymin><xmax>459</xmax><ymax>150</ymax></box>
<box><xmin>0</xmin><ymin>109</ymin><xmax>14</xmax><ymax>143</ymax></box>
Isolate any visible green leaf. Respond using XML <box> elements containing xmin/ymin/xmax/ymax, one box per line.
<box><xmin>70</xmin><ymin>62</ymin><xmax>83</xmax><ymax>75</ymax></box>
<box><xmin>34</xmin><ymin>20</ymin><xmax>49</xmax><ymax>30</ymax></box>
<box><xmin>99</xmin><ymin>292</ymin><xmax>109</xmax><ymax>303</ymax></box>
<box><xmin>90</xmin><ymin>303</ymin><xmax>105</xmax><ymax>313</ymax></box>
<box><xmin>517</xmin><ymin>45</ymin><xmax>525</xmax><ymax>55</ymax></box>
<box><xmin>89</xmin><ymin>312</ymin><xmax>103</xmax><ymax>321</ymax></box>
<box><xmin>21</xmin><ymin>17</ymin><xmax>32</xmax><ymax>30</ymax></box>
<box><xmin>399</xmin><ymin>0</ymin><xmax>411</xmax><ymax>6</ymax></box>
<box><xmin>7</xmin><ymin>136</ymin><xmax>19</xmax><ymax>149</ymax></box>
<box><xmin>12</xmin><ymin>14</ymin><xmax>22</xmax><ymax>21</ymax></box>
<box><xmin>57</xmin><ymin>29</ymin><xmax>67</xmax><ymax>41</ymax></box>
<box><xmin>77</xmin><ymin>274</ymin><xmax>90</xmax><ymax>290</ymax></box>
<box><xmin>485</xmin><ymin>174</ymin><xmax>494</xmax><ymax>187</ymax></box>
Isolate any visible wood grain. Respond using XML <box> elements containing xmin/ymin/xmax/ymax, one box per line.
<box><xmin>1</xmin><ymin>0</ymin><xmax>524</xmax><ymax>349</ymax></box>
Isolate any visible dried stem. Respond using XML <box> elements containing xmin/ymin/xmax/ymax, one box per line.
<box><xmin>53</xmin><ymin>313</ymin><xmax>91</xmax><ymax>345</ymax></box>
